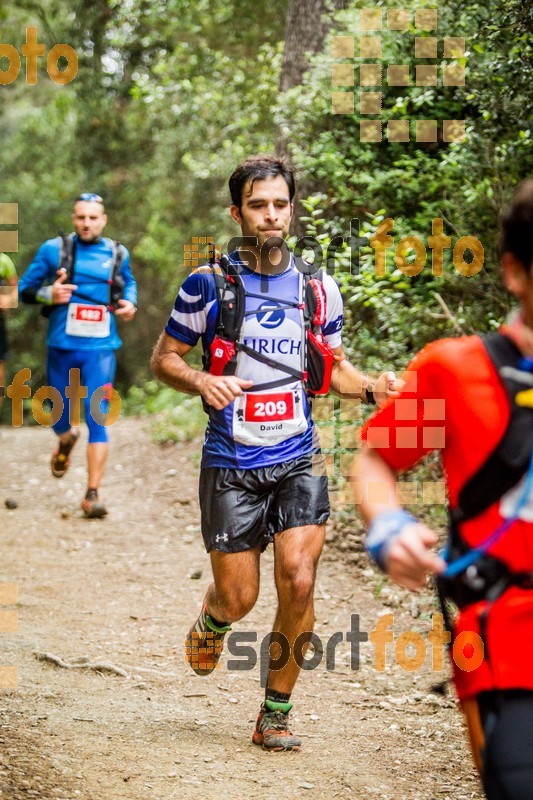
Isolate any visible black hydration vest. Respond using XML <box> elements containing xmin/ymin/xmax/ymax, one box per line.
<box><xmin>437</xmin><ymin>332</ymin><xmax>533</xmax><ymax>612</ymax></box>
<box><xmin>56</xmin><ymin>233</ymin><xmax>127</xmax><ymax>314</ymax></box>
<box><xmin>202</xmin><ymin>255</ymin><xmax>334</xmax><ymax>397</ymax></box>
<box><xmin>21</xmin><ymin>233</ymin><xmax>126</xmax><ymax>316</ymax></box>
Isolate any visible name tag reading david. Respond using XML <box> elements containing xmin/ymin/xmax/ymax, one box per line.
<box><xmin>66</xmin><ymin>303</ymin><xmax>110</xmax><ymax>338</ymax></box>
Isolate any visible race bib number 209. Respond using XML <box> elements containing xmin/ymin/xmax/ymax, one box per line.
<box><xmin>233</xmin><ymin>389</ymin><xmax>308</xmax><ymax>447</ymax></box>
<box><xmin>244</xmin><ymin>392</ymin><xmax>295</xmax><ymax>423</ymax></box>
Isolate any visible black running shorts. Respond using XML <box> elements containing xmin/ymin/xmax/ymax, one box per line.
<box><xmin>479</xmin><ymin>689</ymin><xmax>533</xmax><ymax>800</ymax></box>
<box><xmin>199</xmin><ymin>454</ymin><xmax>330</xmax><ymax>553</ymax></box>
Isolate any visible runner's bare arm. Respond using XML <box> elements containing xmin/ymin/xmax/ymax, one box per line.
<box><xmin>329</xmin><ymin>346</ymin><xmax>398</xmax><ymax>405</ymax></box>
<box><xmin>353</xmin><ymin>444</ymin><xmax>445</xmax><ymax>590</ymax></box>
<box><xmin>150</xmin><ymin>332</ymin><xmax>252</xmax><ymax>411</ymax></box>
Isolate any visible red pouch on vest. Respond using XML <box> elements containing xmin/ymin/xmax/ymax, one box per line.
<box><xmin>209</xmin><ymin>337</ymin><xmax>236</xmax><ymax>376</ymax></box>
<box><xmin>306</xmin><ymin>330</ymin><xmax>334</xmax><ymax>395</ymax></box>
<box><xmin>307</xmin><ymin>278</ymin><xmax>327</xmax><ymax>326</ymax></box>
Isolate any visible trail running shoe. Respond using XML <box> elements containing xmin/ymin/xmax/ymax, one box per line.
<box><xmin>81</xmin><ymin>490</ymin><xmax>108</xmax><ymax>519</ymax></box>
<box><xmin>252</xmin><ymin>701</ymin><xmax>301</xmax><ymax>751</ymax></box>
<box><xmin>51</xmin><ymin>429</ymin><xmax>80</xmax><ymax>478</ymax></box>
<box><xmin>184</xmin><ymin>604</ymin><xmax>231</xmax><ymax>676</ymax></box>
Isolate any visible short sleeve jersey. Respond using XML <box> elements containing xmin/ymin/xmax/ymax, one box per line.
<box><xmin>165</xmin><ymin>254</ymin><xmax>344</xmax><ymax>469</ymax></box>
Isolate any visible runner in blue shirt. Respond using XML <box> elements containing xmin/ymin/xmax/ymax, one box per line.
<box><xmin>152</xmin><ymin>155</ymin><xmax>396</xmax><ymax>750</ymax></box>
<box><xmin>19</xmin><ymin>193</ymin><xmax>137</xmax><ymax>518</ymax></box>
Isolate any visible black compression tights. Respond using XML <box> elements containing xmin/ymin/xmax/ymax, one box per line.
<box><xmin>478</xmin><ymin>690</ymin><xmax>533</xmax><ymax>800</ymax></box>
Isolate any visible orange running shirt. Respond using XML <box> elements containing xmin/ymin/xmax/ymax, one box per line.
<box><xmin>362</xmin><ymin>334</ymin><xmax>533</xmax><ymax>699</ymax></box>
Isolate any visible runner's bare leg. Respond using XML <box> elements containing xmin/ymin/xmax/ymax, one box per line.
<box><xmin>268</xmin><ymin>524</ymin><xmax>325</xmax><ymax>693</ymax></box>
<box><xmin>205</xmin><ymin>548</ymin><xmax>261</xmax><ymax>622</ymax></box>
<box><xmin>87</xmin><ymin>442</ymin><xmax>108</xmax><ymax>490</ymax></box>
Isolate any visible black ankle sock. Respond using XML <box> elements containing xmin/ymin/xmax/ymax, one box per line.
<box><xmin>85</xmin><ymin>488</ymin><xmax>98</xmax><ymax>500</ymax></box>
<box><xmin>265</xmin><ymin>689</ymin><xmax>291</xmax><ymax>705</ymax></box>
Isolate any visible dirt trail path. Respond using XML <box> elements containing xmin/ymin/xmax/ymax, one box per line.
<box><xmin>0</xmin><ymin>420</ymin><xmax>483</xmax><ymax>800</ymax></box>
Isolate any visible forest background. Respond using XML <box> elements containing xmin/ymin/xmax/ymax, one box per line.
<box><xmin>1</xmin><ymin>0</ymin><xmax>532</xmax><ymax>438</ymax></box>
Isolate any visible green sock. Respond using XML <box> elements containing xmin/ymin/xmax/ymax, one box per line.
<box><xmin>265</xmin><ymin>689</ymin><xmax>292</xmax><ymax>713</ymax></box>
<box><xmin>265</xmin><ymin>699</ymin><xmax>292</xmax><ymax>713</ymax></box>
<box><xmin>205</xmin><ymin>613</ymin><xmax>231</xmax><ymax>634</ymax></box>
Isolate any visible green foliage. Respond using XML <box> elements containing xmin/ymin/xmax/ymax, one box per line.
<box><xmin>278</xmin><ymin>0</ymin><xmax>532</xmax><ymax>364</ymax></box>
<box><xmin>1</xmin><ymin>0</ymin><xmax>531</xmax><ymax>403</ymax></box>
<box><xmin>1</xmin><ymin>0</ymin><xmax>286</xmax><ymax>391</ymax></box>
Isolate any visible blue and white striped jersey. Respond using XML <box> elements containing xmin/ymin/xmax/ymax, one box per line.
<box><xmin>165</xmin><ymin>254</ymin><xmax>343</xmax><ymax>469</ymax></box>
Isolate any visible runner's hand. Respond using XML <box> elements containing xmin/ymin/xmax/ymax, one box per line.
<box><xmin>385</xmin><ymin>523</ymin><xmax>446</xmax><ymax>591</ymax></box>
<box><xmin>52</xmin><ymin>269</ymin><xmax>78</xmax><ymax>304</ymax></box>
<box><xmin>199</xmin><ymin>374</ymin><xmax>253</xmax><ymax>410</ymax></box>
<box><xmin>374</xmin><ymin>371</ymin><xmax>404</xmax><ymax>405</ymax></box>
<box><xmin>114</xmin><ymin>299</ymin><xmax>136</xmax><ymax>320</ymax></box>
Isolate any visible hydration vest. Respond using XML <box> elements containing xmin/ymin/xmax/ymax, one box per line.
<box><xmin>57</xmin><ymin>233</ymin><xmax>126</xmax><ymax>312</ymax></box>
<box><xmin>203</xmin><ymin>255</ymin><xmax>334</xmax><ymax>397</ymax></box>
<box><xmin>27</xmin><ymin>233</ymin><xmax>127</xmax><ymax>317</ymax></box>
<box><xmin>437</xmin><ymin>332</ymin><xmax>533</xmax><ymax>615</ymax></box>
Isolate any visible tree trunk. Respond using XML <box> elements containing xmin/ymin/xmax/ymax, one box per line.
<box><xmin>279</xmin><ymin>0</ymin><xmax>350</xmax><ymax>93</ymax></box>
<box><xmin>277</xmin><ymin>0</ymin><xmax>350</xmax><ymax>227</ymax></box>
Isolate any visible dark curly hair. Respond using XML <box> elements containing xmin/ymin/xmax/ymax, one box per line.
<box><xmin>229</xmin><ymin>155</ymin><xmax>295</xmax><ymax>210</ymax></box>
<box><xmin>499</xmin><ymin>179</ymin><xmax>533</xmax><ymax>274</ymax></box>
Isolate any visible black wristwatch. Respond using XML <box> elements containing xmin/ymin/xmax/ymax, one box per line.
<box><xmin>364</xmin><ymin>386</ymin><xmax>376</xmax><ymax>404</ymax></box>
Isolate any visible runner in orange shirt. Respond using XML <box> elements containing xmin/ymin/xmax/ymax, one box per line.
<box><xmin>355</xmin><ymin>180</ymin><xmax>533</xmax><ymax>799</ymax></box>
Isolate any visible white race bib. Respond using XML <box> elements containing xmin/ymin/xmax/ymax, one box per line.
<box><xmin>232</xmin><ymin>388</ymin><xmax>308</xmax><ymax>446</ymax></box>
<box><xmin>66</xmin><ymin>303</ymin><xmax>110</xmax><ymax>338</ymax></box>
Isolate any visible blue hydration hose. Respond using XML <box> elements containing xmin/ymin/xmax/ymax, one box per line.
<box><xmin>443</xmin><ymin>447</ymin><xmax>533</xmax><ymax>579</ymax></box>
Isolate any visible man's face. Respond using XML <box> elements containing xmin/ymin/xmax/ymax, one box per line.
<box><xmin>230</xmin><ymin>175</ymin><xmax>293</xmax><ymax>248</ymax></box>
<box><xmin>72</xmin><ymin>201</ymin><xmax>107</xmax><ymax>242</ymax></box>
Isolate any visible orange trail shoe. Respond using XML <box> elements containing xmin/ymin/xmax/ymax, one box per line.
<box><xmin>81</xmin><ymin>489</ymin><xmax>108</xmax><ymax>519</ymax></box>
<box><xmin>252</xmin><ymin>701</ymin><xmax>302</xmax><ymax>751</ymax></box>
<box><xmin>184</xmin><ymin>604</ymin><xmax>231</xmax><ymax>676</ymax></box>
<box><xmin>51</xmin><ymin>429</ymin><xmax>80</xmax><ymax>478</ymax></box>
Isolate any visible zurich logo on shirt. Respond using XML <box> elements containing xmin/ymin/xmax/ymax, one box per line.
<box><xmin>256</xmin><ymin>301</ymin><xmax>285</xmax><ymax>329</ymax></box>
